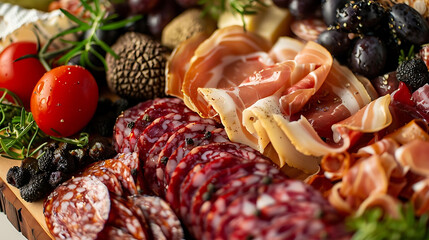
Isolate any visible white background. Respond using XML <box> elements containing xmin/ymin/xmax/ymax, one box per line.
<box><xmin>0</xmin><ymin>213</ymin><xmax>27</xmax><ymax>240</ymax></box>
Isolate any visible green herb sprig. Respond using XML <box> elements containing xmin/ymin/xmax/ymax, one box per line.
<box><xmin>0</xmin><ymin>89</ymin><xmax>89</xmax><ymax>160</ymax></box>
<box><xmin>199</xmin><ymin>0</ymin><xmax>267</xmax><ymax>31</ymax></box>
<box><xmin>346</xmin><ymin>203</ymin><xmax>429</xmax><ymax>240</ymax></box>
<box><xmin>17</xmin><ymin>0</ymin><xmax>142</xmax><ymax>71</ymax></box>
<box><xmin>398</xmin><ymin>45</ymin><xmax>415</xmax><ymax>65</ymax></box>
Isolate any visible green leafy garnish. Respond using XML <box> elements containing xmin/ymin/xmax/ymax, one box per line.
<box><xmin>0</xmin><ymin>89</ymin><xmax>89</xmax><ymax>160</ymax></box>
<box><xmin>31</xmin><ymin>0</ymin><xmax>142</xmax><ymax>71</ymax></box>
<box><xmin>198</xmin><ymin>0</ymin><xmax>267</xmax><ymax>31</ymax></box>
<box><xmin>347</xmin><ymin>204</ymin><xmax>429</xmax><ymax>240</ymax></box>
<box><xmin>398</xmin><ymin>45</ymin><xmax>415</xmax><ymax>65</ymax></box>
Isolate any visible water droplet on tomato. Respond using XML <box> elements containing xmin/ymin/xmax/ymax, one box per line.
<box><xmin>36</xmin><ymin>82</ymin><xmax>44</xmax><ymax>93</ymax></box>
<box><xmin>60</xmin><ymin>119</ymin><xmax>64</xmax><ymax>123</ymax></box>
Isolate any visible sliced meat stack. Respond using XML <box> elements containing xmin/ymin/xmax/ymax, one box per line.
<box><xmin>45</xmin><ymin>98</ymin><xmax>350</xmax><ymax>239</ymax></box>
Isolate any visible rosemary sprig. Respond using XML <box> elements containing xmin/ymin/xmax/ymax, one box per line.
<box><xmin>0</xmin><ymin>89</ymin><xmax>89</xmax><ymax>160</ymax></box>
<box><xmin>199</xmin><ymin>0</ymin><xmax>267</xmax><ymax>31</ymax></box>
<box><xmin>398</xmin><ymin>45</ymin><xmax>415</xmax><ymax>65</ymax></box>
<box><xmin>346</xmin><ymin>203</ymin><xmax>429</xmax><ymax>240</ymax></box>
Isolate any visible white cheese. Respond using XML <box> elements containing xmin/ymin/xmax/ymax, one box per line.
<box><xmin>0</xmin><ymin>2</ymin><xmax>77</xmax><ymax>52</ymax></box>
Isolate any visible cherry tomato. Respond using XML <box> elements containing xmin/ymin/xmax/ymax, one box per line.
<box><xmin>0</xmin><ymin>42</ymin><xmax>46</xmax><ymax>108</ymax></box>
<box><xmin>31</xmin><ymin>65</ymin><xmax>98</xmax><ymax>137</ymax></box>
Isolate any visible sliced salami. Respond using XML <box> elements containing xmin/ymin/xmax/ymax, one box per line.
<box><xmin>166</xmin><ymin>142</ymin><xmax>269</xmax><ymax>212</ymax></box>
<box><xmin>107</xmin><ymin>197</ymin><xmax>149</xmax><ymax>239</ymax></box>
<box><xmin>132</xmin><ymin>195</ymin><xmax>184</xmax><ymax>240</ymax></box>
<box><xmin>44</xmin><ymin>176</ymin><xmax>110</xmax><ymax>240</ymax></box>
<box><xmin>164</xmin><ymin>128</ymin><xmax>228</xmax><ymax>191</ymax></box>
<box><xmin>152</xmin><ymin>122</ymin><xmax>218</xmax><ymax>197</ymax></box>
<box><xmin>113</xmin><ymin>152</ymin><xmax>148</xmax><ymax>194</ymax></box>
<box><xmin>96</xmin><ymin>225</ymin><xmax>136</xmax><ymax>240</ymax></box>
<box><xmin>191</xmin><ymin>163</ymin><xmax>285</xmax><ymax>237</ymax></box>
<box><xmin>90</xmin><ymin>159</ymin><xmax>138</xmax><ymax>196</ymax></box>
<box><xmin>80</xmin><ymin>167</ymin><xmax>124</xmax><ymax>197</ymax></box>
<box><xmin>113</xmin><ymin>100</ymin><xmax>154</xmax><ymax>152</ymax></box>
<box><xmin>121</xmin><ymin>98</ymin><xmax>190</xmax><ymax>153</ymax></box>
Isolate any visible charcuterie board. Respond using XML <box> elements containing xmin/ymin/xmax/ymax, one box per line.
<box><xmin>0</xmin><ymin>155</ymin><xmax>52</xmax><ymax>240</ymax></box>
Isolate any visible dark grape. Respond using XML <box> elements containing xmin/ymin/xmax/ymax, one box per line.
<box><xmin>288</xmin><ymin>0</ymin><xmax>321</xmax><ymax>19</ymax></box>
<box><xmin>272</xmin><ymin>0</ymin><xmax>291</xmax><ymax>8</ymax></box>
<box><xmin>348</xmin><ymin>36</ymin><xmax>387</xmax><ymax>78</ymax></box>
<box><xmin>108</xmin><ymin>0</ymin><xmax>130</xmax><ymax>18</ymax></box>
<box><xmin>389</xmin><ymin>3</ymin><xmax>429</xmax><ymax>45</ymax></box>
<box><xmin>321</xmin><ymin>0</ymin><xmax>348</xmax><ymax>26</ymax></box>
<box><xmin>337</xmin><ymin>0</ymin><xmax>386</xmax><ymax>33</ymax></box>
<box><xmin>125</xmin><ymin>15</ymin><xmax>150</xmax><ymax>34</ymax></box>
<box><xmin>371</xmin><ymin>71</ymin><xmax>400</xmax><ymax>96</ymax></box>
<box><xmin>174</xmin><ymin>0</ymin><xmax>198</xmax><ymax>8</ymax></box>
<box><xmin>317</xmin><ymin>28</ymin><xmax>351</xmax><ymax>57</ymax></box>
<box><xmin>147</xmin><ymin>0</ymin><xmax>180</xmax><ymax>38</ymax></box>
<box><xmin>128</xmin><ymin>0</ymin><xmax>160</xmax><ymax>14</ymax></box>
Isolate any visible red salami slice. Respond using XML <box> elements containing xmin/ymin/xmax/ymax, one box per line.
<box><xmin>107</xmin><ymin>197</ymin><xmax>148</xmax><ymax>239</ymax></box>
<box><xmin>91</xmin><ymin>159</ymin><xmax>138</xmax><ymax>196</ymax></box>
<box><xmin>121</xmin><ymin>98</ymin><xmax>190</xmax><ymax>153</ymax></box>
<box><xmin>96</xmin><ymin>225</ymin><xmax>136</xmax><ymax>240</ymax></box>
<box><xmin>114</xmin><ymin>152</ymin><xmax>148</xmax><ymax>194</ymax></box>
<box><xmin>166</xmin><ymin>142</ymin><xmax>268</xmax><ymax>212</ymax></box>
<box><xmin>80</xmin><ymin>167</ymin><xmax>124</xmax><ymax>196</ymax></box>
<box><xmin>164</xmin><ymin>128</ymin><xmax>228</xmax><ymax>190</ymax></box>
<box><xmin>44</xmin><ymin>176</ymin><xmax>110</xmax><ymax>240</ymax></box>
<box><xmin>113</xmin><ymin>100</ymin><xmax>154</xmax><ymax>152</ymax></box>
<box><xmin>139</xmin><ymin>112</ymin><xmax>213</xmax><ymax>194</ymax></box>
<box><xmin>132</xmin><ymin>195</ymin><xmax>184</xmax><ymax>240</ymax></box>
<box><xmin>152</xmin><ymin>122</ymin><xmax>218</xmax><ymax>197</ymax></box>
<box><xmin>191</xmin><ymin>163</ymin><xmax>285</xmax><ymax>237</ymax></box>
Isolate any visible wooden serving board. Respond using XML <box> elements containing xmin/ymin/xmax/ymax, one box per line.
<box><xmin>0</xmin><ymin>156</ymin><xmax>52</xmax><ymax>240</ymax></box>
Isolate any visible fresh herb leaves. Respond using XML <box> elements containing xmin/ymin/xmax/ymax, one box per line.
<box><xmin>347</xmin><ymin>204</ymin><xmax>429</xmax><ymax>240</ymax></box>
<box><xmin>0</xmin><ymin>89</ymin><xmax>89</xmax><ymax>160</ymax></box>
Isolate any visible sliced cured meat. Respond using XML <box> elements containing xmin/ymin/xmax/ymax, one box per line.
<box><xmin>90</xmin><ymin>159</ymin><xmax>138</xmax><ymax>196</ymax></box>
<box><xmin>107</xmin><ymin>197</ymin><xmax>149</xmax><ymax>239</ymax></box>
<box><xmin>140</xmin><ymin>112</ymin><xmax>214</xmax><ymax>194</ymax></box>
<box><xmin>180</xmin><ymin>155</ymin><xmax>252</xmax><ymax>224</ymax></box>
<box><xmin>132</xmin><ymin>195</ymin><xmax>184</xmax><ymax>240</ymax></box>
<box><xmin>44</xmin><ymin>176</ymin><xmax>110</xmax><ymax>240</ymax></box>
<box><xmin>164</xmin><ymin>128</ymin><xmax>229</xmax><ymax>190</ymax></box>
<box><xmin>181</xmin><ymin>25</ymin><xmax>272</xmax><ymax>117</ymax></box>
<box><xmin>113</xmin><ymin>100</ymin><xmax>154</xmax><ymax>152</ymax></box>
<box><xmin>114</xmin><ymin>152</ymin><xmax>148</xmax><ymax>194</ymax></box>
<box><xmin>154</xmin><ymin>122</ymin><xmax>219</xmax><ymax>197</ymax></box>
<box><xmin>191</xmin><ymin>163</ymin><xmax>285</xmax><ymax>237</ymax></box>
<box><xmin>166</xmin><ymin>32</ymin><xmax>210</xmax><ymax>98</ymax></box>
<box><xmin>121</xmin><ymin>98</ymin><xmax>190</xmax><ymax>153</ymax></box>
<box><xmin>96</xmin><ymin>225</ymin><xmax>136</xmax><ymax>240</ymax></box>
<box><xmin>212</xmin><ymin>180</ymin><xmax>342</xmax><ymax>240</ymax></box>
<box><xmin>166</xmin><ymin>142</ymin><xmax>269</xmax><ymax>213</ymax></box>
<box><xmin>290</xmin><ymin>19</ymin><xmax>327</xmax><ymax>41</ymax></box>
<box><xmin>80</xmin><ymin>167</ymin><xmax>123</xmax><ymax>197</ymax></box>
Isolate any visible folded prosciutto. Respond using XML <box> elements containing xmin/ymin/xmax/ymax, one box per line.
<box><xmin>166</xmin><ymin>25</ymin><xmax>391</xmax><ymax>174</ymax></box>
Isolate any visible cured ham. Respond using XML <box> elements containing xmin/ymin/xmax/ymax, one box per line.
<box><xmin>180</xmin><ymin>25</ymin><xmax>272</xmax><ymax>116</ymax></box>
<box><xmin>166</xmin><ymin>26</ymin><xmax>392</xmax><ymax>174</ymax></box>
<box><xmin>316</xmin><ymin>120</ymin><xmax>429</xmax><ymax>217</ymax></box>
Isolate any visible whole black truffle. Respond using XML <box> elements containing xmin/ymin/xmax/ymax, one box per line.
<box><xmin>6</xmin><ymin>166</ymin><xmax>30</xmax><ymax>188</ymax></box>
<box><xmin>396</xmin><ymin>58</ymin><xmax>429</xmax><ymax>91</ymax></box>
<box><xmin>106</xmin><ymin>32</ymin><xmax>169</xmax><ymax>101</ymax></box>
<box><xmin>20</xmin><ymin>173</ymin><xmax>51</xmax><ymax>202</ymax></box>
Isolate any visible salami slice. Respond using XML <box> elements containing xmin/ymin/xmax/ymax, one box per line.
<box><xmin>152</xmin><ymin>122</ymin><xmax>218</xmax><ymax>197</ymax></box>
<box><xmin>191</xmin><ymin>163</ymin><xmax>285</xmax><ymax>237</ymax></box>
<box><xmin>113</xmin><ymin>100</ymin><xmax>154</xmax><ymax>152</ymax></box>
<box><xmin>121</xmin><ymin>98</ymin><xmax>190</xmax><ymax>153</ymax></box>
<box><xmin>139</xmin><ymin>112</ymin><xmax>214</xmax><ymax>194</ymax></box>
<box><xmin>107</xmin><ymin>197</ymin><xmax>148</xmax><ymax>239</ymax></box>
<box><xmin>164</xmin><ymin>128</ymin><xmax>228</xmax><ymax>190</ymax></box>
<box><xmin>132</xmin><ymin>195</ymin><xmax>184</xmax><ymax>240</ymax></box>
<box><xmin>44</xmin><ymin>176</ymin><xmax>110</xmax><ymax>240</ymax></box>
<box><xmin>80</xmin><ymin>167</ymin><xmax>124</xmax><ymax>196</ymax></box>
<box><xmin>166</xmin><ymin>142</ymin><xmax>269</xmax><ymax>212</ymax></box>
<box><xmin>96</xmin><ymin>225</ymin><xmax>136</xmax><ymax>240</ymax></box>
<box><xmin>90</xmin><ymin>159</ymin><xmax>138</xmax><ymax>196</ymax></box>
<box><xmin>113</xmin><ymin>152</ymin><xmax>148</xmax><ymax>194</ymax></box>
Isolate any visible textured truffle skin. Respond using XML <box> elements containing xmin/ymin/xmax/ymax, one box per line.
<box><xmin>106</xmin><ymin>32</ymin><xmax>169</xmax><ymax>101</ymax></box>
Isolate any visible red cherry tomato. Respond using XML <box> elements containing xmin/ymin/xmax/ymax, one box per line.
<box><xmin>31</xmin><ymin>65</ymin><xmax>98</xmax><ymax>137</ymax></box>
<box><xmin>0</xmin><ymin>42</ymin><xmax>46</xmax><ymax>108</ymax></box>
